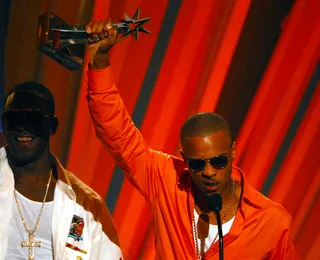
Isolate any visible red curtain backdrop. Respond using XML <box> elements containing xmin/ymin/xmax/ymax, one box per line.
<box><xmin>4</xmin><ymin>0</ymin><xmax>319</xmax><ymax>259</ymax></box>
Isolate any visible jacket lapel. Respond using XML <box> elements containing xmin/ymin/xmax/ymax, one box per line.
<box><xmin>52</xmin><ymin>180</ymin><xmax>76</xmax><ymax>260</ymax></box>
<box><xmin>51</xmin><ymin>158</ymin><xmax>77</xmax><ymax>260</ymax></box>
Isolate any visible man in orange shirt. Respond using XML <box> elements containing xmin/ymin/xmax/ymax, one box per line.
<box><xmin>85</xmin><ymin>20</ymin><xmax>299</xmax><ymax>259</ymax></box>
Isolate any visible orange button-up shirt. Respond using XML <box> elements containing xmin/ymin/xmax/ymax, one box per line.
<box><xmin>86</xmin><ymin>66</ymin><xmax>299</xmax><ymax>259</ymax></box>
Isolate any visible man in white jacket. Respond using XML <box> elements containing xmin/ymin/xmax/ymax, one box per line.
<box><xmin>0</xmin><ymin>81</ymin><xmax>123</xmax><ymax>260</ymax></box>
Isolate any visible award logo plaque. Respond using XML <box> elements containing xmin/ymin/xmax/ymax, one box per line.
<box><xmin>38</xmin><ymin>7</ymin><xmax>150</xmax><ymax>71</ymax></box>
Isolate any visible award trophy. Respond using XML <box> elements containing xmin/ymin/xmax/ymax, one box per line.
<box><xmin>37</xmin><ymin>7</ymin><xmax>150</xmax><ymax>71</ymax></box>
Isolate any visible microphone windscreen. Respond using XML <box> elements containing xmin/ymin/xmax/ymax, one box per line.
<box><xmin>208</xmin><ymin>193</ymin><xmax>222</xmax><ymax>212</ymax></box>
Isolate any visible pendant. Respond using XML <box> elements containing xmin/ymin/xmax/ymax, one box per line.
<box><xmin>21</xmin><ymin>233</ymin><xmax>41</xmax><ymax>260</ymax></box>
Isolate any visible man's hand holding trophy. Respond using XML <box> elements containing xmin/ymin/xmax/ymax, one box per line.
<box><xmin>38</xmin><ymin>7</ymin><xmax>150</xmax><ymax>71</ymax></box>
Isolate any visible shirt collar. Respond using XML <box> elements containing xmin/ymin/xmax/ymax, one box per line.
<box><xmin>231</xmin><ymin>165</ymin><xmax>263</xmax><ymax>209</ymax></box>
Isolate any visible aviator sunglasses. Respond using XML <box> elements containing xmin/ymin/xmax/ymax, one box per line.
<box><xmin>187</xmin><ymin>155</ymin><xmax>230</xmax><ymax>172</ymax></box>
<box><xmin>2</xmin><ymin>108</ymin><xmax>53</xmax><ymax>127</ymax></box>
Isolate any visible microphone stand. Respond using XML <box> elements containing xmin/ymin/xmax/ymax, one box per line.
<box><xmin>214</xmin><ymin>209</ymin><xmax>223</xmax><ymax>260</ymax></box>
<box><xmin>208</xmin><ymin>193</ymin><xmax>224</xmax><ymax>260</ymax></box>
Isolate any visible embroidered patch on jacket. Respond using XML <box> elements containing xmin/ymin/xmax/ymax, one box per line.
<box><xmin>68</xmin><ymin>215</ymin><xmax>85</xmax><ymax>241</ymax></box>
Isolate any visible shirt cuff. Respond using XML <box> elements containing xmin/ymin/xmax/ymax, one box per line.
<box><xmin>86</xmin><ymin>65</ymin><xmax>114</xmax><ymax>92</ymax></box>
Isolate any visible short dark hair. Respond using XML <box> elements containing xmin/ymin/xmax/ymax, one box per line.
<box><xmin>180</xmin><ymin>112</ymin><xmax>231</xmax><ymax>140</ymax></box>
<box><xmin>4</xmin><ymin>82</ymin><xmax>55</xmax><ymax>114</ymax></box>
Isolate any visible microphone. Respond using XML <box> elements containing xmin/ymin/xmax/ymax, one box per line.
<box><xmin>208</xmin><ymin>193</ymin><xmax>224</xmax><ymax>260</ymax></box>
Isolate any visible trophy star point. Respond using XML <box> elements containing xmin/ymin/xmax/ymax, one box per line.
<box><xmin>113</xmin><ymin>8</ymin><xmax>151</xmax><ymax>41</ymax></box>
<box><xmin>132</xmin><ymin>7</ymin><xmax>141</xmax><ymax>21</ymax></box>
<box><xmin>124</xmin><ymin>14</ymin><xmax>131</xmax><ymax>22</ymax></box>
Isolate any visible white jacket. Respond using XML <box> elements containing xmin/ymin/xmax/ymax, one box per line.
<box><xmin>0</xmin><ymin>147</ymin><xmax>123</xmax><ymax>260</ymax></box>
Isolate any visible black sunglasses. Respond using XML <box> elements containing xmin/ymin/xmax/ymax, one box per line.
<box><xmin>2</xmin><ymin>109</ymin><xmax>53</xmax><ymax>127</ymax></box>
<box><xmin>187</xmin><ymin>155</ymin><xmax>230</xmax><ymax>172</ymax></box>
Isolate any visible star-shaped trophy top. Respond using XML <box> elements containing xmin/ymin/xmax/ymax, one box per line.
<box><xmin>113</xmin><ymin>7</ymin><xmax>151</xmax><ymax>41</ymax></box>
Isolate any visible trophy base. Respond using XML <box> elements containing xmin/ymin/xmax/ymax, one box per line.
<box><xmin>39</xmin><ymin>45</ymin><xmax>83</xmax><ymax>71</ymax></box>
<box><xmin>38</xmin><ymin>12</ymin><xmax>85</xmax><ymax>71</ymax></box>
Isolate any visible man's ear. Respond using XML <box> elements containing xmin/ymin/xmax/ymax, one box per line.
<box><xmin>180</xmin><ymin>150</ymin><xmax>188</xmax><ymax>167</ymax></box>
<box><xmin>231</xmin><ymin>141</ymin><xmax>236</xmax><ymax>161</ymax></box>
<box><xmin>49</xmin><ymin>116</ymin><xmax>58</xmax><ymax>135</ymax></box>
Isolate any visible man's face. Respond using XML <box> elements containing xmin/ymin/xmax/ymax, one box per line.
<box><xmin>2</xmin><ymin>91</ymin><xmax>54</xmax><ymax>166</ymax></box>
<box><xmin>181</xmin><ymin>131</ymin><xmax>235</xmax><ymax>197</ymax></box>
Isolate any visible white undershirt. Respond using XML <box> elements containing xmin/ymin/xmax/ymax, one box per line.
<box><xmin>5</xmin><ymin>191</ymin><xmax>54</xmax><ymax>259</ymax></box>
<box><xmin>194</xmin><ymin>209</ymin><xmax>235</xmax><ymax>253</ymax></box>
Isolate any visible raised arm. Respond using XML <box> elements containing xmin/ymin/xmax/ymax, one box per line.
<box><xmin>85</xmin><ymin>20</ymin><xmax>168</xmax><ymax>202</ymax></box>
